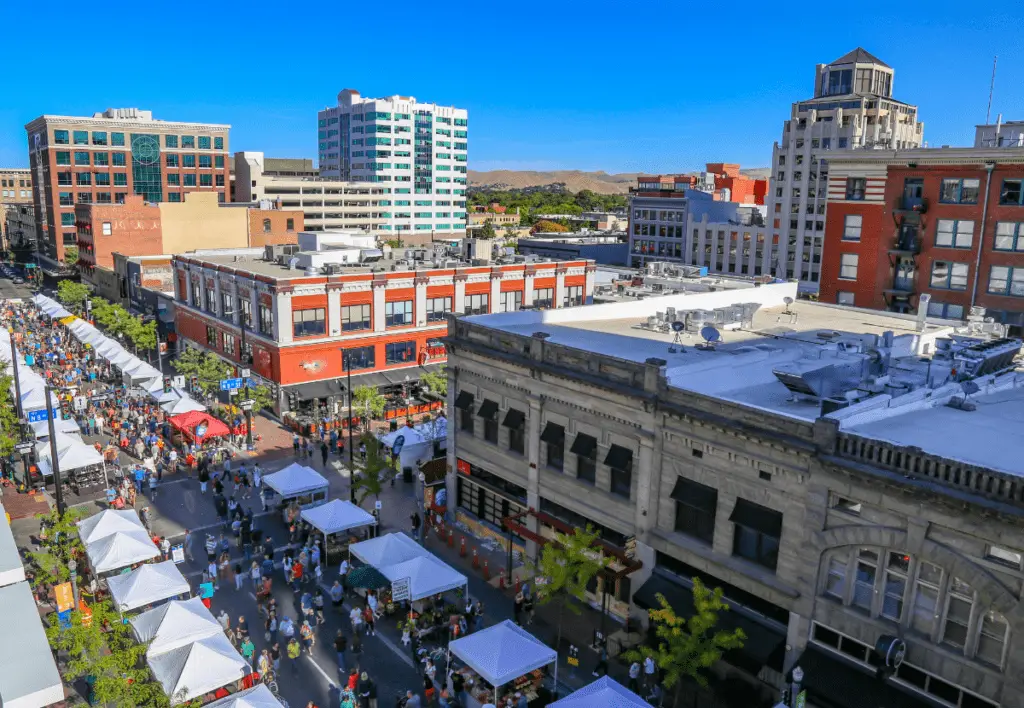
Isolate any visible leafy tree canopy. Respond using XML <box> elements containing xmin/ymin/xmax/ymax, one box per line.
<box><xmin>352</xmin><ymin>385</ymin><xmax>386</xmax><ymax>422</ymax></box>
<box><xmin>56</xmin><ymin>281</ymin><xmax>91</xmax><ymax>310</ymax></box>
<box><xmin>419</xmin><ymin>367</ymin><xmax>448</xmax><ymax>398</ymax></box>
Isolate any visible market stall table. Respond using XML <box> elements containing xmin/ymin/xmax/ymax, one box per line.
<box><xmin>131</xmin><ymin>597</ymin><xmax>225</xmax><ymax>656</ymax></box>
<box><xmin>300</xmin><ymin>499</ymin><xmax>376</xmax><ymax>564</ymax></box>
<box><xmin>262</xmin><ymin>463</ymin><xmax>329</xmax><ymax>520</ymax></box>
<box><xmin>547</xmin><ymin>676</ymin><xmax>649</xmax><ymax>708</ymax></box>
<box><xmin>447</xmin><ymin>620</ymin><xmax>556</xmax><ymax>708</ymax></box>
<box><xmin>147</xmin><ymin>632</ymin><xmax>249</xmax><ymax>704</ymax></box>
<box><xmin>108</xmin><ymin>560</ymin><xmax>191</xmax><ymax>612</ymax></box>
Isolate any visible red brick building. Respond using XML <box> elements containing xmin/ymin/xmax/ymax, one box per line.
<box><xmin>821</xmin><ymin>147</ymin><xmax>1024</xmax><ymax>333</ymax></box>
<box><xmin>635</xmin><ymin>165</ymin><xmax>767</xmax><ymax>205</ymax></box>
<box><xmin>172</xmin><ymin>251</ymin><xmax>595</xmax><ymax>413</ymax></box>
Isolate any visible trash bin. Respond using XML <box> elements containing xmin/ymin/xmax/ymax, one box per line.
<box><xmin>402</xmin><ymin>466</ymin><xmax>413</xmax><ymax>483</ymax></box>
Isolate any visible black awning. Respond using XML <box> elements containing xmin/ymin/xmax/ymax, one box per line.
<box><xmin>569</xmin><ymin>433</ymin><xmax>597</xmax><ymax>457</ymax></box>
<box><xmin>477</xmin><ymin>399</ymin><xmax>499</xmax><ymax>420</ymax></box>
<box><xmin>540</xmin><ymin>422</ymin><xmax>564</xmax><ymax>444</ymax></box>
<box><xmin>604</xmin><ymin>444</ymin><xmax>633</xmax><ymax>470</ymax></box>
<box><xmin>793</xmin><ymin>647</ymin><xmax>935</xmax><ymax>708</ymax></box>
<box><xmin>729</xmin><ymin>498</ymin><xmax>783</xmax><ymax>538</ymax></box>
<box><xmin>502</xmin><ymin>408</ymin><xmax>525</xmax><ymax>429</ymax></box>
<box><xmin>454</xmin><ymin>391</ymin><xmax>475</xmax><ymax>410</ymax></box>
<box><xmin>634</xmin><ymin>573</ymin><xmax>786</xmax><ymax>673</ymax></box>
<box><xmin>288</xmin><ymin>377</ymin><xmax>348</xmax><ymax>401</ymax></box>
<box><xmin>671</xmin><ymin>476</ymin><xmax>718</xmax><ymax>512</ymax></box>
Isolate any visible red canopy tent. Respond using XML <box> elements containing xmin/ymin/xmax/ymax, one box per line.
<box><xmin>168</xmin><ymin>411</ymin><xmax>231</xmax><ymax>442</ymax></box>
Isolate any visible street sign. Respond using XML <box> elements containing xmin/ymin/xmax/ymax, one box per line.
<box><xmin>90</xmin><ymin>393</ymin><xmax>111</xmax><ymax>403</ymax></box>
<box><xmin>228</xmin><ymin>388</ymin><xmax>238</xmax><ymax>397</ymax></box>
<box><xmin>15</xmin><ymin>442</ymin><xmax>34</xmax><ymax>454</ymax></box>
<box><xmin>54</xmin><ymin>582</ymin><xmax>74</xmax><ymax>612</ymax></box>
<box><xmin>375</xmin><ymin>500</ymin><xmax>383</xmax><ymax>510</ymax></box>
<box><xmin>240</xmin><ymin>368</ymin><xmax>251</xmax><ymax>378</ymax></box>
<box><xmin>73</xmin><ymin>396</ymin><xmax>87</xmax><ymax>412</ymax></box>
<box><xmin>795</xmin><ymin>690</ymin><xmax>807</xmax><ymax>708</ymax></box>
<box><xmin>172</xmin><ymin>375</ymin><xmax>185</xmax><ymax>389</ymax></box>
<box><xmin>171</xmin><ymin>545</ymin><xmax>185</xmax><ymax>564</ymax></box>
<box><xmin>219</xmin><ymin>378</ymin><xmax>243</xmax><ymax>391</ymax></box>
<box><xmin>239</xmin><ymin>399</ymin><xmax>255</xmax><ymax>410</ymax></box>
<box><xmin>391</xmin><ymin>577</ymin><xmax>411</xmax><ymax>603</ymax></box>
<box><xmin>26</xmin><ymin>409</ymin><xmax>49</xmax><ymax>423</ymax></box>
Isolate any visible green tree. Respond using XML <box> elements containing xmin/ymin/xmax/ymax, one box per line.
<box><xmin>624</xmin><ymin>579</ymin><xmax>746</xmax><ymax>707</ymax></box>
<box><xmin>477</xmin><ymin>219</ymin><xmax>497</xmax><ymax>239</ymax></box>
<box><xmin>532</xmin><ymin>525</ymin><xmax>610</xmax><ymax>684</ymax></box>
<box><xmin>62</xmin><ymin>245</ymin><xmax>79</xmax><ymax>265</ymax></box>
<box><xmin>352</xmin><ymin>433</ymin><xmax>389</xmax><ymax>505</ymax></box>
<box><xmin>27</xmin><ymin>507</ymin><xmax>88</xmax><ymax>591</ymax></box>
<box><xmin>0</xmin><ymin>369</ymin><xmax>19</xmax><ymax>459</ymax></box>
<box><xmin>248</xmin><ymin>384</ymin><xmax>275</xmax><ymax>413</ymax></box>
<box><xmin>533</xmin><ymin>219</ymin><xmax>570</xmax><ymax>234</ymax></box>
<box><xmin>419</xmin><ymin>367</ymin><xmax>447</xmax><ymax>398</ymax></box>
<box><xmin>352</xmin><ymin>385</ymin><xmax>386</xmax><ymax>427</ymax></box>
<box><xmin>56</xmin><ymin>281</ymin><xmax>91</xmax><ymax>312</ymax></box>
<box><xmin>383</xmin><ymin>238</ymin><xmax>404</xmax><ymax>248</ymax></box>
<box><xmin>174</xmin><ymin>348</ymin><xmax>234</xmax><ymax>397</ymax></box>
<box><xmin>125</xmin><ymin>318</ymin><xmax>158</xmax><ymax>354</ymax></box>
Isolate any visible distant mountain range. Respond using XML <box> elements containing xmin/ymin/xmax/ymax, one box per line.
<box><xmin>467</xmin><ymin>168</ymin><xmax>771</xmax><ymax>195</ymax></box>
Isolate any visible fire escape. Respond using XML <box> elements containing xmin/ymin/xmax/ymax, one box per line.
<box><xmin>884</xmin><ymin>185</ymin><xmax>927</xmax><ymax>314</ymax></box>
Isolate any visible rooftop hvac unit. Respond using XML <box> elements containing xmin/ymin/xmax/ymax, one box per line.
<box><xmin>685</xmin><ymin>309</ymin><xmax>714</xmax><ymax>333</ymax></box>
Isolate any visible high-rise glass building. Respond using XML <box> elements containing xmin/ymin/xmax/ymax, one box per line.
<box><xmin>318</xmin><ymin>89</ymin><xmax>468</xmax><ymax>236</ymax></box>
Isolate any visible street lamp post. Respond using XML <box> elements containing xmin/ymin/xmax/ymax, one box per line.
<box><xmin>345</xmin><ymin>353</ymin><xmax>355</xmax><ymax>504</ymax></box>
<box><xmin>238</xmin><ymin>302</ymin><xmax>253</xmax><ymax>449</ymax></box>
<box><xmin>68</xmin><ymin>559</ymin><xmax>79</xmax><ymax>608</ymax></box>
<box><xmin>43</xmin><ymin>383</ymin><xmax>66</xmax><ymax>516</ymax></box>
<box><xmin>8</xmin><ymin>333</ymin><xmax>28</xmax><ymax>487</ymax></box>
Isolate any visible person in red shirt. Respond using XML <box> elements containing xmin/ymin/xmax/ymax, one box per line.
<box><xmin>291</xmin><ymin>560</ymin><xmax>303</xmax><ymax>591</ymax></box>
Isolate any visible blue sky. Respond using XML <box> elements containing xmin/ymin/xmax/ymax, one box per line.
<box><xmin>2</xmin><ymin>1</ymin><xmax>1023</xmax><ymax>174</ymax></box>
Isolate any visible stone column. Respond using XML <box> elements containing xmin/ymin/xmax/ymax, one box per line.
<box><xmin>414</xmin><ymin>275</ymin><xmax>428</xmax><ymax>326</ymax></box>
<box><xmin>554</xmin><ymin>267</ymin><xmax>566</xmax><ymax>308</ymax></box>
<box><xmin>523</xmin><ymin>268</ymin><xmax>535</xmax><ymax>307</ymax></box>
<box><xmin>526</xmin><ymin>394</ymin><xmax>542</xmax><ymax>562</ymax></box>
<box><xmin>372</xmin><ymin>278</ymin><xmax>386</xmax><ymax>331</ymax></box>
<box><xmin>489</xmin><ymin>270</ymin><xmax>501</xmax><ymax>312</ymax></box>
<box><xmin>453</xmin><ymin>273</ymin><xmax>467</xmax><ymax>314</ymax></box>
<box><xmin>583</xmin><ymin>264</ymin><xmax>596</xmax><ymax>305</ymax></box>
<box><xmin>635</xmin><ymin>435</ymin><xmax>656</xmax><ymax>538</ymax></box>
<box><xmin>212</xmin><ymin>276</ymin><xmax>222</xmax><ymax>318</ymax></box>
<box><xmin>273</xmin><ymin>291</ymin><xmax>292</xmax><ymax>344</ymax></box>
<box><xmin>327</xmin><ymin>284</ymin><xmax>342</xmax><ymax>336</ymax></box>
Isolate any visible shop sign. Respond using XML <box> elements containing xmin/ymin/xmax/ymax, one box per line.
<box><xmin>392</xmin><ymin>577</ymin><xmax>411</xmax><ymax>603</ymax></box>
<box><xmin>457</xmin><ymin>459</ymin><xmax>471</xmax><ymax>475</ymax></box>
<box><xmin>171</xmin><ymin>545</ymin><xmax>185</xmax><ymax>564</ymax></box>
<box><xmin>54</xmin><ymin>582</ymin><xmax>74</xmax><ymax>612</ymax></box>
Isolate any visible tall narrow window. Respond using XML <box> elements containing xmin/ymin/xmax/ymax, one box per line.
<box><xmin>852</xmin><ymin>549</ymin><xmax>878</xmax><ymax>612</ymax></box>
<box><xmin>911</xmin><ymin>561</ymin><xmax>942</xmax><ymax>636</ymax></box>
<box><xmin>540</xmin><ymin>422</ymin><xmax>565</xmax><ymax>471</ymax></box>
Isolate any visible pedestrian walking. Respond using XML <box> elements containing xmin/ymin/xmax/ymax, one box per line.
<box><xmin>320</xmin><ymin>441</ymin><xmax>329</xmax><ymax>468</ymax></box>
<box><xmin>358</xmin><ymin>672</ymin><xmax>378</xmax><ymax>708</ymax></box>
<box><xmin>184</xmin><ymin>528</ymin><xmax>195</xmax><ymax>562</ymax></box>
<box><xmin>349</xmin><ymin>606</ymin><xmax>363</xmax><ymax>635</ymax></box>
<box><xmin>286</xmin><ymin>637</ymin><xmax>301</xmax><ymax>674</ymax></box>
<box><xmin>410</xmin><ymin>512</ymin><xmax>421</xmax><ymax>542</ymax></box>
<box><xmin>628</xmin><ymin>661</ymin><xmax>641</xmax><ymax>693</ymax></box>
<box><xmin>270</xmin><ymin>642</ymin><xmax>282</xmax><ymax>674</ymax></box>
<box><xmin>240</xmin><ymin>636</ymin><xmax>255</xmax><ymax>663</ymax></box>
<box><xmin>250</xmin><ymin>561</ymin><xmax>262</xmax><ymax>587</ymax></box>
<box><xmin>205</xmin><ymin>533</ymin><xmax>217</xmax><ymax>562</ymax></box>
<box><xmin>159</xmin><ymin>536</ymin><xmax>170</xmax><ymax>561</ymax></box>
<box><xmin>644</xmin><ymin>655</ymin><xmax>657</xmax><ymax>689</ymax></box>
<box><xmin>299</xmin><ymin>620</ymin><xmax>315</xmax><ymax>655</ymax></box>
<box><xmin>333</xmin><ymin>630</ymin><xmax>347</xmax><ymax>674</ymax></box>
<box><xmin>139</xmin><ymin>506</ymin><xmax>151</xmax><ymax>532</ymax></box>
<box><xmin>234</xmin><ymin>561</ymin><xmax>244</xmax><ymax>591</ymax></box>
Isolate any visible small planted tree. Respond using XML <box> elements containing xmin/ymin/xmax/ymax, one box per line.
<box><xmin>56</xmin><ymin>280</ymin><xmax>91</xmax><ymax>312</ymax></box>
<box><xmin>352</xmin><ymin>433</ymin><xmax>389</xmax><ymax>505</ymax></box>
<box><xmin>27</xmin><ymin>507</ymin><xmax>88</xmax><ymax>591</ymax></box>
<box><xmin>419</xmin><ymin>367</ymin><xmax>448</xmax><ymax>398</ymax></box>
<box><xmin>352</xmin><ymin>385</ymin><xmax>386</xmax><ymax>429</ymax></box>
<box><xmin>623</xmin><ymin>579</ymin><xmax>746</xmax><ymax>708</ymax></box>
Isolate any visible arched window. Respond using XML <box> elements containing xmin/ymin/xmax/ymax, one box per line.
<box><xmin>262</xmin><ymin>218</ymin><xmax>272</xmax><ymax>233</ymax></box>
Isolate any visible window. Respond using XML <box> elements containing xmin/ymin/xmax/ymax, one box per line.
<box><xmin>286</xmin><ymin>218</ymin><xmax>294</xmax><ymax>231</ymax></box>
<box><xmin>842</xmin><ymin>214</ymin><xmax>862</xmax><ymax>241</ymax></box>
<box><xmin>943</xmin><ymin>577</ymin><xmax>973</xmax><ymax>649</ymax></box>
<box><xmin>198</xmin><ymin>136</ymin><xmax>211</xmax><ymax>150</ymax></box>
<box><xmin>606</xmin><ymin>445</ymin><xmax>633</xmax><ymax>498</ymax></box>
<box><xmin>464</xmin><ymin>293</ymin><xmax>488</xmax><ymax>315</ymax></box>
<box><xmin>166</xmin><ymin>154</ymin><xmax>179</xmax><ymax>168</ymax></box>
<box><xmin>76</xmin><ymin>173</ymin><xmax>91</xmax><ymax>186</ymax></box>
<box><xmin>730</xmin><ymin>499</ymin><xmax>782</xmax><ymax>571</ymax></box>
<box><xmin>426</xmin><ymin>297</ymin><xmax>451</xmax><ymax>322</ymax></box>
<box><xmin>92</xmin><ymin>131</ymin><xmax>107</xmax><ymax>146</ymax></box>
<box><xmin>911</xmin><ymin>561</ymin><xmax>942</xmax><ymax>636</ymax></box>
<box><xmin>73</xmin><ymin>130</ymin><xmax>88</xmax><ymax>145</ymax></box>
<box><xmin>292</xmin><ymin>308</ymin><xmax>326</xmax><ymax>337</ymax></box>
<box><xmin>214</xmin><ymin>137</ymin><xmax>224</xmax><ymax>150</ymax></box>
<box><xmin>223</xmin><ymin>333</ymin><xmax>235</xmax><ymax>355</ymax></box>
<box><xmin>113</xmin><ymin>173</ymin><xmax>127</xmax><ymax>186</ymax></box>
<box><xmin>262</xmin><ymin>218</ymin><xmax>272</xmax><ymax>233</ymax></box>
<box><xmin>258</xmin><ymin>304</ymin><xmax>273</xmax><ymax>335</ymax></box>
<box><xmin>994</xmin><ymin>222</ymin><xmax>1024</xmax><ymax>251</ymax></box>
<box><xmin>839</xmin><ymin>253</ymin><xmax>858</xmax><ymax>279</ymax></box>
<box><xmin>563</xmin><ymin>285</ymin><xmax>583</xmax><ymax>307</ymax></box>
<box><xmin>384</xmin><ymin>341</ymin><xmax>415</xmax><ymax>364</ymax></box>
<box><xmin>238</xmin><ymin>297</ymin><xmax>252</xmax><ymax>328</ymax></box>
<box><xmin>533</xmin><ymin>288</ymin><xmax>554</xmax><ymax>309</ymax></box>
<box><xmin>504</xmin><ymin>409</ymin><xmax>526</xmax><ymax>454</ymax></box>
<box><xmin>183</xmin><ymin>174</ymin><xmax>196</xmax><ymax>187</ymax></box>
<box><xmin>931</xmin><ymin>261</ymin><xmax>969</xmax><ymax>290</ymax></box>
<box><xmin>199</xmin><ymin>155</ymin><xmax>212</xmax><ymax>168</ymax></box>
<box><xmin>987</xmin><ymin>266</ymin><xmax>1024</xmax><ymax>296</ymax></box>
<box><xmin>977</xmin><ymin>611</ymin><xmax>1009</xmax><ymax>668</ymax></box>
<box><xmin>985</xmin><ymin>545</ymin><xmax>1022</xmax><ymax>569</ymax></box>
<box><xmin>830</xmin><ymin>494</ymin><xmax>862</xmax><ymax>515</ymax></box>
<box><xmin>825</xmin><ymin>554</ymin><xmax>848</xmax><ymax>599</ymax></box>
<box><xmin>111</xmin><ymin>132</ymin><xmax>125</xmax><ymax>147</ymax></box>
<box><xmin>455</xmin><ymin>391</ymin><xmax>475</xmax><ymax>433</ymax></box>
<box><xmin>191</xmin><ymin>281</ymin><xmax>203</xmax><ymax>307</ymax></box>
<box><xmin>58</xmin><ymin>191</ymin><xmax>73</xmax><ymax>206</ymax></box>
<box><xmin>183</xmin><ymin>155</ymin><xmax>196</xmax><ymax>168</ymax></box>
<box><xmin>882</xmin><ymin>552</ymin><xmax>910</xmax><ymax>621</ymax></box>
<box><xmin>54</xmin><ymin>130</ymin><xmax>69</xmax><ymax>144</ymax></box>
<box><xmin>935</xmin><ymin>219</ymin><xmax>974</xmax><ymax>248</ymax></box>
<box><xmin>165</xmin><ymin>135</ymin><xmax>178</xmax><ymax>148</ymax></box>
<box><xmin>501</xmin><ymin>291</ymin><xmax>522</xmax><ymax>313</ymax></box>
<box><xmin>541</xmin><ymin>423</ymin><xmax>565</xmax><ymax>470</ymax></box>
<box><xmin>384</xmin><ymin>300</ymin><xmax>413</xmax><ymax>327</ymax></box>
<box><xmin>852</xmin><ymin>549</ymin><xmax>878</xmax><ymax>611</ymax></box>
<box><xmin>206</xmin><ymin>326</ymin><xmax>218</xmax><ymax>347</ymax></box>
<box><xmin>927</xmin><ymin>300</ymin><xmax>965</xmax><ymax>319</ymax></box>
<box><xmin>74</xmin><ymin>151</ymin><xmax>90</xmax><ymax>166</ymax></box>
<box><xmin>94</xmin><ymin>173</ymin><xmax>110</xmax><ymax>186</ymax></box>
<box><xmin>837</xmin><ymin>291</ymin><xmax>855</xmax><ymax>306</ymax></box>
<box><xmin>671</xmin><ymin>477</ymin><xmax>717</xmax><ymax>543</ymax></box>
<box><xmin>940</xmin><ymin>178</ymin><xmax>980</xmax><ymax>204</ymax></box>
<box><xmin>571</xmin><ymin>433</ymin><xmax>597</xmax><ymax>485</ymax></box>
<box><xmin>101</xmin><ymin>222</ymin><xmax>112</xmax><ymax>236</ymax></box>
<box><xmin>341</xmin><ymin>304</ymin><xmax>371</xmax><ymax>331</ymax></box>
<box><xmin>342</xmin><ymin>346</ymin><xmax>375</xmax><ymax>371</ymax></box>
<box><xmin>206</xmin><ymin>288</ymin><xmax>217</xmax><ymax>312</ymax></box>
<box><xmin>478</xmin><ymin>399</ymin><xmax>499</xmax><ymax>443</ymax></box>
<box><xmin>57</xmin><ymin>172</ymin><xmax>72</xmax><ymax>186</ymax></box>
<box><xmin>845</xmin><ymin>178</ymin><xmax>866</xmax><ymax>200</ymax></box>
<box><xmin>167</xmin><ymin>174</ymin><xmax>180</xmax><ymax>186</ymax></box>
<box><xmin>221</xmin><ymin>290</ymin><xmax>233</xmax><ymax>317</ymax></box>
<box><xmin>181</xmin><ymin>136</ymin><xmax>195</xmax><ymax>148</ymax></box>
<box><xmin>61</xmin><ymin>213</ymin><xmax>75</xmax><ymax>226</ymax></box>
<box><xmin>999</xmin><ymin>179</ymin><xmax>1023</xmax><ymax>205</ymax></box>
<box><xmin>199</xmin><ymin>174</ymin><xmax>212</xmax><ymax>187</ymax></box>
<box><xmin>55</xmin><ymin>151</ymin><xmax>71</xmax><ymax>166</ymax></box>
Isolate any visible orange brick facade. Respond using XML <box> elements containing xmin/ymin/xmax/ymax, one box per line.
<box><xmin>247</xmin><ymin>209</ymin><xmax>303</xmax><ymax>247</ymax></box>
<box><xmin>76</xmin><ymin>196</ymin><xmax>162</xmax><ymax>271</ymax></box>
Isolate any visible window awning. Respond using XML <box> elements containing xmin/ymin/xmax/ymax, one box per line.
<box><xmin>477</xmin><ymin>399</ymin><xmax>499</xmax><ymax>420</ymax></box>
<box><xmin>287</xmin><ymin>378</ymin><xmax>348</xmax><ymax>401</ymax></box>
<box><xmin>790</xmin><ymin>647</ymin><xmax>935</xmax><ymax>708</ymax></box>
<box><xmin>569</xmin><ymin>433</ymin><xmax>597</xmax><ymax>457</ymax></box>
<box><xmin>671</xmin><ymin>477</ymin><xmax>718</xmax><ymax>512</ymax></box>
<box><xmin>502</xmin><ymin>409</ymin><xmax>525</xmax><ymax>429</ymax></box>
<box><xmin>729</xmin><ymin>498</ymin><xmax>782</xmax><ymax>537</ymax></box>
<box><xmin>634</xmin><ymin>573</ymin><xmax>786</xmax><ymax>673</ymax></box>
<box><xmin>454</xmin><ymin>391</ymin><xmax>475</xmax><ymax>410</ymax></box>
<box><xmin>604</xmin><ymin>444</ymin><xmax>633</xmax><ymax>470</ymax></box>
<box><xmin>540</xmin><ymin>422</ymin><xmax>564</xmax><ymax>444</ymax></box>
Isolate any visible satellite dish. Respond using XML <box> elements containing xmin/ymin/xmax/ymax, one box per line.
<box><xmin>700</xmin><ymin>325</ymin><xmax>722</xmax><ymax>344</ymax></box>
<box><xmin>960</xmin><ymin>380</ymin><xmax>980</xmax><ymax>397</ymax></box>
<box><xmin>783</xmin><ymin>296</ymin><xmax>794</xmax><ymax>313</ymax></box>
<box><xmin>671</xmin><ymin>321</ymin><xmax>684</xmax><ymax>332</ymax></box>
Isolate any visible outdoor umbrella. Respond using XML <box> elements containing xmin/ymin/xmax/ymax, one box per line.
<box><xmin>345</xmin><ymin>565</ymin><xmax>390</xmax><ymax>590</ymax></box>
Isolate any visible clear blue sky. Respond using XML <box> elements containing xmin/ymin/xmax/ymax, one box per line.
<box><xmin>2</xmin><ymin>1</ymin><xmax>1022</xmax><ymax>175</ymax></box>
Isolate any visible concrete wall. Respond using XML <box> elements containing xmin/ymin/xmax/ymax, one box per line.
<box><xmin>158</xmin><ymin>192</ymin><xmax>248</xmax><ymax>253</ymax></box>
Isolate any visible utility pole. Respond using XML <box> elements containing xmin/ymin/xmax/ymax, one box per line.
<box><xmin>346</xmin><ymin>354</ymin><xmax>355</xmax><ymax>504</ymax></box>
<box><xmin>238</xmin><ymin>299</ymin><xmax>253</xmax><ymax>449</ymax></box>
<box><xmin>44</xmin><ymin>384</ymin><xmax>66</xmax><ymax>516</ymax></box>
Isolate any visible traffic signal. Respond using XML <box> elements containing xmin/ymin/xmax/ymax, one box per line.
<box><xmin>60</xmin><ymin>401</ymin><xmax>70</xmax><ymax>419</ymax></box>
<box><xmin>163</xmin><ymin>377</ymin><xmax>172</xmax><ymax>394</ymax></box>
<box><xmin>287</xmin><ymin>392</ymin><xmax>297</xmax><ymax>410</ymax></box>
<box><xmin>190</xmin><ymin>375</ymin><xmax>199</xmax><ymax>392</ymax></box>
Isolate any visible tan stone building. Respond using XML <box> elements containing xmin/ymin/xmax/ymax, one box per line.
<box><xmin>0</xmin><ymin>168</ymin><xmax>34</xmax><ymax>251</ymax></box>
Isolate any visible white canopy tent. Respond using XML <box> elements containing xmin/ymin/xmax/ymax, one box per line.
<box><xmin>300</xmin><ymin>500</ymin><xmax>376</xmax><ymax>537</ymax></box>
<box><xmin>77</xmin><ymin>509</ymin><xmax>146</xmax><ymax>545</ymax></box>
<box><xmin>161</xmin><ymin>396</ymin><xmax>207</xmax><ymax>414</ymax></box>
<box><xmin>108</xmin><ymin>560</ymin><xmax>191</xmax><ymax>612</ymax></box>
<box><xmin>122</xmin><ymin>359</ymin><xmax>161</xmax><ymax>384</ymax></box>
<box><xmin>203</xmin><ymin>685</ymin><xmax>285</xmax><ymax>708</ymax></box>
<box><xmin>378</xmin><ymin>425</ymin><xmax>427</xmax><ymax>448</ymax></box>
<box><xmin>262</xmin><ymin>463</ymin><xmax>329</xmax><ymax>498</ymax></box>
<box><xmin>150</xmin><ymin>386</ymin><xmax>185</xmax><ymax>405</ymax></box>
<box><xmin>85</xmin><ymin>529</ymin><xmax>160</xmax><ymax>574</ymax></box>
<box><xmin>131</xmin><ymin>597</ymin><xmax>223</xmax><ymax>656</ymax></box>
<box><xmin>548</xmin><ymin>677</ymin><xmax>650</xmax><ymax>708</ymax></box>
<box><xmin>147</xmin><ymin>633</ymin><xmax>249</xmax><ymax>704</ymax></box>
<box><xmin>349</xmin><ymin>532</ymin><xmax>427</xmax><ymax>568</ymax></box>
<box><xmin>19</xmin><ymin>386</ymin><xmax>58</xmax><ymax>413</ymax></box>
<box><xmin>35</xmin><ymin>433</ymin><xmax>104</xmax><ymax>473</ymax></box>
<box><xmin>448</xmin><ymin>620</ymin><xmax>556</xmax><ymax>699</ymax></box>
<box><xmin>378</xmin><ymin>554</ymin><xmax>467</xmax><ymax>602</ymax></box>
<box><xmin>97</xmin><ymin>343</ymin><xmax>134</xmax><ymax>366</ymax></box>
<box><xmin>30</xmin><ymin>416</ymin><xmax>82</xmax><ymax>439</ymax></box>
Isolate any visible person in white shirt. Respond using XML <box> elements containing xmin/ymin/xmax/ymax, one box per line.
<box><xmin>339</xmin><ymin>558</ymin><xmax>349</xmax><ymax>594</ymax></box>
<box><xmin>349</xmin><ymin>606</ymin><xmax>362</xmax><ymax>634</ymax></box>
<box><xmin>643</xmin><ymin>656</ymin><xmax>656</xmax><ymax>689</ymax></box>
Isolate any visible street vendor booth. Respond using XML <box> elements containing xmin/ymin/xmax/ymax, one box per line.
<box><xmin>262</xmin><ymin>463</ymin><xmax>329</xmax><ymax>520</ymax></box>
<box><xmin>548</xmin><ymin>676</ymin><xmax>648</xmax><ymax>708</ymax></box>
<box><xmin>148</xmin><ymin>633</ymin><xmax>250</xmax><ymax>704</ymax></box>
<box><xmin>448</xmin><ymin>620</ymin><xmax>556</xmax><ymax>708</ymax></box>
<box><xmin>162</xmin><ymin>396</ymin><xmax>207</xmax><ymax>415</ymax></box>
<box><xmin>204</xmin><ymin>685</ymin><xmax>285</xmax><ymax>708</ymax></box>
<box><xmin>108</xmin><ymin>560</ymin><xmax>191</xmax><ymax>612</ymax></box>
<box><xmin>132</xmin><ymin>597</ymin><xmax>224</xmax><ymax>656</ymax></box>
<box><xmin>120</xmin><ymin>359</ymin><xmax>162</xmax><ymax>386</ymax></box>
<box><xmin>169</xmin><ymin>411</ymin><xmax>229</xmax><ymax>443</ymax></box>
<box><xmin>35</xmin><ymin>432</ymin><xmax>106</xmax><ymax>490</ymax></box>
<box><xmin>30</xmin><ymin>415</ymin><xmax>82</xmax><ymax>439</ymax></box>
<box><xmin>299</xmin><ymin>499</ymin><xmax>376</xmax><ymax>565</ymax></box>
<box><xmin>85</xmin><ymin>529</ymin><xmax>160</xmax><ymax>575</ymax></box>
<box><xmin>349</xmin><ymin>531</ymin><xmax>426</xmax><ymax>568</ymax></box>
<box><xmin>78</xmin><ymin>509</ymin><xmax>146</xmax><ymax>545</ymax></box>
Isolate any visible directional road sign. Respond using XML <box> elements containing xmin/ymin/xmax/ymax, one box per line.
<box><xmin>15</xmin><ymin>442</ymin><xmax>34</xmax><ymax>454</ymax></box>
<box><xmin>238</xmin><ymin>399</ymin><xmax>256</xmax><ymax>410</ymax></box>
<box><xmin>219</xmin><ymin>378</ymin><xmax>243</xmax><ymax>391</ymax></box>
<box><xmin>26</xmin><ymin>409</ymin><xmax>49</xmax><ymax>423</ymax></box>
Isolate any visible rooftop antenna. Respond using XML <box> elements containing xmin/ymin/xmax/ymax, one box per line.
<box><xmin>783</xmin><ymin>296</ymin><xmax>794</xmax><ymax>314</ymax></box>
<box><xmin>699</xmin><ymin>325</ymin><xmax>722</xmax><ymax>350</ymax></box>
<box><xmin>986</xmin><ymin>55</ymin><xmax>998</xmax><ymax>125</ymax></box>
<box><xmin>668</xmin><ymin>320</ymin><xmax>686</xmax><ymax>353</ymax></box>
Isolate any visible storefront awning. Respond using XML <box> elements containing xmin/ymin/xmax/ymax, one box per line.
<box><xmin>791</xmin><ymin>647</ymin><xmax>934</xmax><ymax>708</ymax></box>
<box><xmin>476</xmin><ymin>399</ymin><xmax>499</xmax><ymax>420</ymax></box>
<box><xmin>540</xmin><ymin>422</ymin><xmax>564</xmax><ymax>444</ymax></box>
<box><xmin>454</xmin><ymin>391</ymin><xmax>474</xmax><ymax>410</ymax></box>
<box><xmin>633</xmin><ymin>573</ymin><xmax>786</xmax><ymax>673</ymax></box>
<box><xmin>604</xmin><ymin>444</ymin><xmax>633</xmax><ymax>470</ymax></box>
<box><xmin>729</xmin><ymin>499</ymin><xmax>782</xmax><ymax>537</ymax></box>
<box><xmin>502</xmin><ymin>408</ymin><xmax>525</xmax><ymax>428</ymax></box>
<box><xmin>570</xmin><ymin>433</ymin><xmax>597</xmax><ymax>457</ymax></box>
<box><xmin>670</xmin><ymin>476</ymin><xmax>718</xmax><ymax>511</ymax></box>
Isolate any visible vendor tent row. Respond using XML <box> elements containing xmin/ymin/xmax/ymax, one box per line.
<box><xmin>29</xmin><ymin>294</ymin><xmax>207</xmax><ymax>416</ymax></box>
<box><xmin>350</xmin><ymin>531</ymin><xmax>467</xmax><ymax>601</ymax></box>
<box><xmin>76</xmin><ymin>510</ymin><xmax>282</xmax><ymax>705</ymax></box>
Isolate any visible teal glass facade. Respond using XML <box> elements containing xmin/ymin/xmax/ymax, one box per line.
<box><xmin>130</xmin><ymin>133</ymin><xmax>163</xmax><ymax>202</ymax></box>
